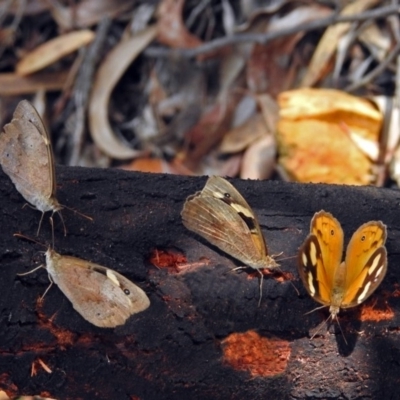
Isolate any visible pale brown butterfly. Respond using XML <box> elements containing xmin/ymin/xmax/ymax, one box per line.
<box><xmin>181</xmin><ymin>176</ymin><xmax>279</xmax><ymax>305</ymax></box>
<box><xmin>298</xmin><ymin>210</ymin><xmax>387</xmax><ymax>336</ymax></box>
<box><xmin>17</xmin><ymin>239</ymin><xmax>150</xmax><ymax>328</ymax></box>
<box><xmin>0</xmin><ymin>100</ymin><xmax>89</xmax><ymax>235</ymax></box>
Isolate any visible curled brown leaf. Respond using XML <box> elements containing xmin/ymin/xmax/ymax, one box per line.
<box><xmin>88</xmin><ymin>26</ymin><xmax>157</xmax><ymax>159</ymax></box>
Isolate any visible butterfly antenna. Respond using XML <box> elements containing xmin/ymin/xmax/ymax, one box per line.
<box><xmin>14</xmin><ymin>233</ymin><xmax>47</xmax><ymax>248</ymax></box>
<box><xmin>269</xmin><ymin>251</ymin><xmax>300</xmax><ymax>296</ymax></box>
<box><xmin>275</xmin><ymin>265</ymin><xmax>300</xmax><ymax>296</ymax></box>
<box><xmin>304</xmin><ymin>304</ymin><xmax>328</xmax><ymax>316</ymax></box>
<box><xmin>288</xmin><ymin>279</ymin><xmax>300</xmax><ymax>296</ymax></box>
<box><xmin>62</xmin><ymin>204</ymin><xmax>93</xmax><ymax>222</ymax></box>
<box><xmin>334</xmin><ymin>315</ymin><xmax>348</xmax><ymax>345</ymax></box>
<box><xmin>37</xmin><ymin>211</ymin><xmax>45</xmax><ymax>236</ymax></box>
<box><xmin>275</xmin><ymin>254</ymin><xmax>297</xmax><ymax>261</ymax></box>
<box><xmin>55</xmin><ymin>210</ymin><xmax>67</xmax><ymax>237</ymax></box>
<box><xmin>14</xmin><ymin>233</ymin><xmax>48</xmax><ymax>275</ymax></box>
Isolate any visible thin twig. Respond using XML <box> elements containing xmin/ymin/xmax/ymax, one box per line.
<box><xmin>144</xmin><ymin>4</ymin><xmax>400</xmax><ymax>59</ymax></box>
<box><xmin>345</xmin><ymin>40</ymin><xmax>400</xmax><ymax>92</ymax></box>
<box><xmin>68</xmin><ymin>17</ymin><xmax>111</xmax><ymax>166</ymax></box>
<box><xmin>0</xmin><ymin>0</ymin><xmax>14</xmax><ymax>27</ymax></box>
<box><xmin>396</xmin><ymin>54</ymin><xmax>400</xmax><ymax>107</ymax></box>
<box><xmin>0</xmin><ymin>0</ymin><xmax>26</xmax><ymax>62</ymax></box>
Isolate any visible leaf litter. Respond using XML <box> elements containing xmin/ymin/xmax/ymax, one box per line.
<box><xmin>0</xmin><ymin>0</ymin><xmax>398</xmax><ymax>183</ymax></box>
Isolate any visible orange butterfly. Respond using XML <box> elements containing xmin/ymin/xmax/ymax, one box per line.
<box><xmin>298</xmin><ymin>210</ymin><xmax>387</xmax><ymax>322</ymax></box>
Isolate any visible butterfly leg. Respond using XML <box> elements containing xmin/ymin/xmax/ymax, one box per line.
<box><xmin>54</xmin><ymin>210</ymin><xmax>67</xmax><ymax>237</ymax></box>
<box><xmin>308</xmin><ymin>314</ymin><xmax>348</xmax><ymax>345</ymax></box>
<box><xmin>231</xmin><ymin>266</ymin><xmax>264</xmax><ymax>306</ymax></box>
<box><xmin>226</xmin><ymin>266</ymin><xmax>248</xmax><ymax>278</ymax></box>
<box><xmin>257</xmin><ymin>269</ymin><xmax>264</xmax><ymax>307</ymax></box>
<box><xmin>22</xmin><ymin>203</ymin><xmax>37</xmax><ymax>211</ymax></box>
<box><xmin>231</xmin><ymin>266</ymin><xmax>247</xmax><ymax>273</ymax></box>
<box><xmin>37</xmin><ymin>211</ymin><xmax>45</xmax><ymax>236</ymax></box>
<box><xmin>333</xmin><ymin>315</ymin><xmax>348</xmax><ymax>345</ymax></box>
<box><xmin>40</xmin><ymin>274</ymin><xmax>54</xmax><ymax>302</ymax></box>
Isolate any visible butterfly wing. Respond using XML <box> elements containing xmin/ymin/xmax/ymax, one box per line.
<box><xmin>46</xmin><ymin>251</ymin><xmax>150</xmax><ymax>328</ymax></box>
<box><xmin>0</xmin><ymin>101</ymin><xmax>57</xmax><ymax>211</ymax></box>
<box><xmin>202</xmin><ymin>176</ymin><xmax>267</xmax><ymax>256</ymax></box>
<box><xmin>298</xmin><ymin>210</ymin><xmax>344</xmax><ymax>306</ymax></box>
<box><xmin>341</xmin><ymin>221</ymin><xmax>387</xmax><ymax>308</ymax></box>
<box><xmin>14</xmin><ymin>100</ymin><xmax>57</xmax><ymax>197</ymax></box>
<box><xmin>181</xmin><ymin>176</ymin><xmax>276</xmax><ymax>270</ymax></box>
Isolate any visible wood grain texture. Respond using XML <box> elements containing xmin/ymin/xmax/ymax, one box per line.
<box><xmin>0</xmin><ymin>167</ymin><xmax>400</xmax><ymax>399</ymax></box>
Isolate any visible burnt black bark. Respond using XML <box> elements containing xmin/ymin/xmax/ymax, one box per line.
<box><xmin>1</xmin><ymin>167</ymin><xmax>400</xmax><ymax>400</ymax></box>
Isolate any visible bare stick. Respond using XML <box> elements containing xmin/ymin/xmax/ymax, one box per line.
<box><xmin>345</xmin><ymin>40</ymin><xmax>400</xmax><ymax>92</ymax></box>
<box><xmin>144</xmin><ymin>5</ymin><xmax>400</xmax><ymax>59</ymax></box>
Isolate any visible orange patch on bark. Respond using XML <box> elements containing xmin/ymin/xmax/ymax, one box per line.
<box><xmin>390</xmin><ymin>285</ymin><xmax>400</xmax><ymax>297</ymax></box>
<box><xmin>175</xmin><ymin>257</ymin><xmax>210</xmax><ymax>273</ymax></box>
<box><xmin>360</xmin><ymin>302</ymin><xmax>394</xmax><ymax>321</ymax></box>
<box><xmin>36</xmin><ymin>298</ymin><xmax>76</xmax><ymax>347</ymax></box>
<box><xmin>149</xmin><ymin>249</ymin><xmax>187</xmax><ymax>270</ymax></box>
<box><xmin>248</xmin><ymin>269</ymin><xmax>294</xmax><ymax>283</ymax></box>
<box><xmin>149</xmin><ymin>248</ymin><xmax>210</xmax><ymax>273</ymax></box>
<box><xmin>0</xmin><ymin>374</ymin><xmax>18</xmax><ymax>398</ymax></box>
<box><xmin>222</xmin><ymin>330</ymin><xmax>291</xmax><ymax>377</ymax></box>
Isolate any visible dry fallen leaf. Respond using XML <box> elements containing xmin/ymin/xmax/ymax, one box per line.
<box><xmin>246</xmin><ymin>4</ymin><xmax>332</xmax><ymax>96</ymax></box>
<box><xmin>257</xmin><ymin>93</ymin><xmax>279</xmax><ymax>132</ymax></box>
<box><xmin>182</xmin><ymin>93</ymin><xmax>238</xmax><ymax>171</ymax></box>
<box><xmin>359</xmin><ymin>23</ymin><xmax>391</xmax><ymax>62</ymax></box>
<box><xmin>343</xmin><ymin>96</ymin><xmax>399</xmax><ymax>171</ymax></box>
<box><xmin>220</xmin><ymin>113</ymin><xmax>266</xmax><ymax>154</ymax></box>
<box><xmin>16</xmin><ymin>30</ymin><xmax>95</xmax><ymax>76</ymax></box>
<box><xmin>7</xmin><ymin>0</ymin><xmax>49</xmax><ymax>15</ymax></box>
<box><xmin>240</xmin><ymin>135</ymin><xmax>276</xmax><ymax>180</ymax></box>
<box><xmin>89</xmin><ymin>25</ymin><xmax>157</xmax><ymax>159</ymax></box>
<box><xmin>120</xmin><ymin>156</ymin><xmax>193</xmax><ymax>175</ymax></box>
<box><xmin>277</xmin><ymin>88</ymin><xmax>382</xmax><ymax>185</ymax></box>
<box><xmin>201</xmin><ymin>151</ymin><xmax>242</xmax><ymax>178</ymax></box>
<box><xmin>235</xmin><ymin>0</ymin><xmax>288</xmax><ymax>32</ymax></box>
<box><xmin>301</xmin><ymin>0</ymin><xmax>380</xmax><ymax>87</ymax></box>
<box><xmin>156</xmin><ymin>0</ymin><xmax>203</xmax><ymax>48</ymax></box>
<box><xmin>49</xmin><ymin>0</ymin><xmax>135</xmax><ymax>29</ymax></box>
<box><xmin>0</xmin><ymin>71</ymin><xmax>68</xmax><ymax>95</ymax></box>
<box><xmin>0</xmin><ymin>391</ymin><xmax>10</xmax><ymax>400</ymax></box>
<box><xmin>237</xmin><ymin>94</ymin><xmax>279</xmax><ymax>179</ymax></box>
<box><xmin>121</xmin><ymin>157</ymin><xmax>166</xmax><ymax>173</ymax></box>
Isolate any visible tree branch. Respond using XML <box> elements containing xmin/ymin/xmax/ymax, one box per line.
<box><xmin>144</xmin><ymin>4</ymin><xmax>400</xmax><ymax>59</ymax></box>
